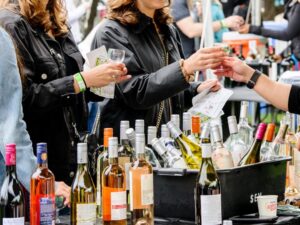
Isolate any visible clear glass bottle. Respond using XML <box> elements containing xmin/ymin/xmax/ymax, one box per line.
<box><xmin>226</xmin><ymin>116</ymin><xmax>247</xmax><ymax>167</ymax></box>
<box><xmin>130</xmin><ymin>134</ymin><xmax>154</xmax><ymax>225</ymax></box>
<box><xmin>183</xmin><ymin>112</ymin><xmax>191</xmax><ymax>136</ymax></box>
<box><xmin>167</xmin><ymin>121</ymin><xmax>201</xmax><ymax>169</ymax></box>
<box><xmin>190</xmin><ymin>115</ymin><xmax>201</xmax><ymax>144</ymax></box>
<box><xmin>71</xmin><ymin>143</ymin><xmax>96</xmax><ymax>225</ymax></box>
<box><xmin>272</xmin><ymin>121</ymin><xmax>289</xmax><ymax>157</ymax></box>
<box><xmin>160</xmin><ymin>124</ymin><xmax>181</xmax><ymax>157</ymax></box>
<box><xmin>151</xmin><ymin>138</ymin><xmax>187</xmax><ymax>169</ymax></box>
<box><xmin>0</xmin><ymin>144</ymin><xmax>25</xmax><ymax>225</ymax></box>
<box><xmin>195</xmin><ymin>143</ymin><xmax>222</xmax><ymax>225</ymax></box>
<box><xmin>238</xmin><ymin>101</ymin><xmax>254</xmax><ymax>148</ymax></box>
<box><xmin>30</xmin><ymin>143</ymin><xmax>55</xmax><ymax>225</ymax></box>
<box><xmin>211</xmin><ymin>125</ymin><xmax>234</xmax><ymax>169</ymax></box>
<box><xmin>260</xmin><ymin>123</ymin><xmax>276</xmax><ymax>161</ymax></box>
<box><xmin>171</xmin><ymin>114</ymin><xmax>180</xmax><ymax>130</ymax></box>
<box><xmin>199</xmin><ymin>124</ymin><xmax>210</xmax><ymax>145</ymax></box>
<box><xmin>102</xmin><ymin>137</ymin><xmax>127</xmax><ymax>225</ymax></box>
<box><xmin>96</xmin><ymin>128</ymin><xmax>113</xmax><ymax>217</ymax></box>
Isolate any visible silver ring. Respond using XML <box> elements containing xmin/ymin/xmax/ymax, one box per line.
<box><xmin>112</xmin><ymin>74</ymin><xmax>116</xmax><ymax>79</ymax></box>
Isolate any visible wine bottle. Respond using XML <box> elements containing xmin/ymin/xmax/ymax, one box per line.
<box><xmin>0</xmin><ymin>144</ymin><xmax>25</xmax><ymax>225</ymax></box>
<box><xmin>97</xmin><ymin>128</ymin><xmax>113</xmax><ymax>217</ymax></box>
<box><xmin>238</xmin><ymin>123</ymin><xmax>267</xmax><ymax>166</ymax></box>
<box><xmin>260</xmin><ymin>123</ymin><xmax>276</xmax><ymax>161</ymax></box>
<box><xmin>71</xmin><ymin>143</ymin><xmax>96</xmax><ymax>225</ymax></box>
<box><xmin>183</xmin><ymin>112</ymin><xmax>191</xmax><ymax>136</ymax></box>
<box><xmin>238</xmin><ymin>101</ymin><xmax>254</xmax><ymax>148</ymax></box>
<box><xmin>226</xmin><ymin>116</ymin><xmax>247</xmax><ymax>166</ymax></box>
<box><xmin>102</xmin><ymin>137</ymin><xmax>127</xmax><ymax>225</ymax></box>
<box><xmin>147</xmin><ymin>126</ymin><xmax>157</xmax><ymax>149</ymax></box>
<box><xmin>151</xmin><ymin>138</ymin><xmax>187</xmax><ymax>169</ymax></box>
<box><xmin>167</xmin><ymin>121</ymin><xmax>201</xmax><ymax>169</ymax></box>
<box><xmin>171</xmin><ymin>114</ymin><xmax>180</xmax><ymax>130</ymax></box>
<box><xmin>272</xmin><ymin>121</ymin><xmax>289</xmax><ymax>157</ymax></box>
<box><xmin>30</xmin><ymin>143</ymin><xmax>55</xmax><ymax>225</ymax></box>
<box><xmin>211</xmin><ymin>125</ymin><xmax>234</xmax><ymax>169</ymax></box>
<box><xmin>135</xmin><ymin>119</ymin><xmax>144</xmax><ymax>135</ymax></box>
<box><xmin>195</xmin><ymin>143</ymin><xmax>222</xmax><ymax>225</ymax></box>
<box><xmin>199</xmin><ymin>124</ymin><xmax>210</xmax><ymax>145</ymax></box>
<box><xmin>190</xmin><ymin>115</ymin><xmax>201</xmax><ymax>144</ymax></box>
<box><xmin>160</xmin><ymin>124</ymin><xmax>181</xmax><ymax>157</ymax></box>
<box><xmin>130</xmin><ymin>134</ymin><xmax>154</xmax><ymax>225</ymax></box>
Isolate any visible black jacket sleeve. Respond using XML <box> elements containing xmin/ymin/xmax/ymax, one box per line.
<box><xmin>249</xmin><ymin>3</ymin><xmax>300</xmax><ymax>41</ymax></box>
<box><xmin>91</xmin><ymin>23</ymin><xmax>190</xmax><ymax>110</ymax></box>
<box><xmin>3</xmin><ymin>20</ymin><xmax>76</xmax><ymax>113</ymax></box>
<box><xmin>288</xmin><ymin>85</ymin><xmax>300</xmax><ymax>114</ymax></box>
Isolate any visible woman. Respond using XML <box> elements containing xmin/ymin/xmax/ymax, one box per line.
<box><xmin>215</xmin><ymin>57</ymin><xmax>298</xmax><ymax>114</ymax></box>
<box><xmin>0</xmin><ymin>27</ymin><xmax>70</xmax><ymax>204</ymax></box>
<box><xmin>91</xmin><ymin>0</ymin><xmax>226</xmax><ymax>138</ymax></box>
<box><xmin>0</xmin><ymin>0</ymin><xmax>131</xmax><ymax>185</ymax></box>
<box><xmin>239</xmin><ymin>0</ymin><xmax>300</xmax><ymax>60</ymax></box>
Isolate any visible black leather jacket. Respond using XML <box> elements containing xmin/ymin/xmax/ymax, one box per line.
<box><xmin>92</xmin><ymin>13</ymin><xmax>200</xmax><ymax>138</ymax></box>
<box><xmin>0</xmin><ymin>9</ymin><xmax>97</xmax><ymax>184</ymax></box>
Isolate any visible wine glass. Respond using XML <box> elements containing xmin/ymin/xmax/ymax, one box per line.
<box><xmin>108</xmin><ymin>48</ymin><xmax>125</xmax><ymax>63</ymax></box>
<box><xmin>55</xmin><ymin>196</ymin><xmax>66</xmax><ymax>224</ymax></box>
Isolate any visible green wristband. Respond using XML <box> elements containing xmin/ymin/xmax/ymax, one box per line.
<box><xmin>74</xmin><ymin>72</ymin><xmax>86</xmax><ymax>92</ymax></box>
<box><xmin>220</xmin><ymin>20</ymin><xmax>227</xmax><ymax>29</ymax></box>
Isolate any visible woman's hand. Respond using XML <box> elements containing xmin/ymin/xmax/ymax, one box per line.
<box><xmin>184</xmin><ymin>47</ymin><xmax>226</xmax><ymax>75</ymax></box>
<box><xmin>197</xmin><ymin>79</ymin><xmax>222</xmax><ymax>93</ymax></box>
<box><xmin>213</xmin><ymin>57</ymin><xmax>255</xmax><ymax>83</ymax></box>
<box><xmin>81</xmin><ymin>62</ymin><xmax>131</xmax><ymax>88</ymax></box>
<box><xmin>238</xmin><ymin>24</ymin><xmax>250</xmax><ymax>34</ymax></box>
<box><xmin>224</xmin><ymin>15</ymin><xmax>244</xmax><ymax>30</ymax></box>
<box><xmin>55</xmin><ymin>181</ymin><xmax>71</xmax><ymax>207</ymax></box>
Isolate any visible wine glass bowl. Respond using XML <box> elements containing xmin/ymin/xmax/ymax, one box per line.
<box><xmin>108</xmin><ymin>48</ymin><xmax>125</xmax><ymax>63</ymax></box>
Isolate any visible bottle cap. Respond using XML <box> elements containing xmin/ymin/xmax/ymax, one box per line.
<box><xmin>211</xmin><ymin>125</ymin><xmax>222</xmax><ymax>142</ymax></box>
<box><xmin>200</xmin><ymin>124</ymin><xmax>210</xmax><ymax>139</ymax></box>
<box><xmin>104</xmin><ymin>128</ymin><xmax>113</xmax><ymax>147</ymax></box>
<box><xmin>202</xmin><ymin>143</ymin><xmax>212</xmax><ymax>158</ymax></box>
<box><xmin>171</xmin><ymin>114</ymin><xmax>180</xmax><ymax>129</ymax></box>
<box><xmin>5</xmin><ymin>144</ymin><xmax>16</xmax><ymax>166</ymax></box>
<box><xmin>135</xmin><ymin>134</ymin><xmax>145</xmax><ymax>154</ymax></box>
<box><xmin>191</xmin><ymin>115</ymin><xmax>200</xmax><ymax>134</ymax></box>
<box><xmin>151</xmin><ymin>138</ymin><xmax>166</xmax><ymax>156</ymax></box>
<box><xmin>227</xmin><ymin>116</ymin><xmax>238</xmax><ymax>134</ymax></box>
<box><xmin>135</xmin><ymin>119</ymin><xmax>145</xmax><ymax>134</ymax></box>
<box><xmin>108</xmin><ymin>137</ymin><xmax>119</xmax><ymax>159</ymax></box>
<box><xmin>37</xmin><ymin>143</ymin><xmax>47</xmax><ymax>164</ymax></box>
<box><xmin>77</xmin><ymin>143</ymin><xmax>87</xmax><ymax>164</ymax></box>
<box><xmin>183</xmin><ymin>112</ymin><xmax>191</xmax><ymax>132</ymax></box>
<box><xmin>240</xmin><ymin>101</ymin><xmax>249</xmax><ymax>119</ymax></box>
<box><xmin>147</xmin><ymin>126</ymin><xmax>157</xmax><ymax>145</ymax></box>
<box><xmin>255</xmin><ymin>123</ymin><xmax>267</xmax><ymax>140</ymax></box>
<box><xmin>120</xmin><ymin>120</ymin><xmax>130</xmax><ymax>140</ymax></box>
<box><xmin>167</xmin><ymin>121</ymin><xmax>182</xmax><ymax>138</ymax></box>
<box><xmin>264</xmin><ymin>123</ymin><xmax>275</xmax><ymax>142</ymax></box>
<box><xmin>161</xmin><ymin>124</ymin><xmax>170</xmax><ymax>138</ymax></box>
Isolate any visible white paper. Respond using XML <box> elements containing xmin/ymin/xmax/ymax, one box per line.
<box><xmin>86</xmin><ymin>46</ymin><xmax>115</xmax><ymax>99</ymax></box>
<box><xmin>111</xmin><ymin>191</ymin><xmax>127</xmax><ymax>220</ymax></box>
<box><xmin>200</xmin><ymin>194</ymin><xmax>222</xmax><ymax>225</ymax></box>
<box><xmin>76</xmin><ymin>203</ymin><xmax>96</xmax><ymax>225</ymax></box>
<box><xmin>189</xmin><ymin>88</ymin><xmax>233</xmax><ymax>118</ymax></box>
<box><xmin>3</xmin><ymin>217</ymin><xmax>24</xmax><ymax>225</ymax></box>
<box><xmin>141</xmin><ymin>173</ymin><xmax>154</xmax><ymax>205</ymax></box>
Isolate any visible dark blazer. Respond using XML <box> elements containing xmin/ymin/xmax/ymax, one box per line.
<box><xmin>92</xmin><ymin>12</ymin><xmax>200</xmax><ymax>139</ymax></box>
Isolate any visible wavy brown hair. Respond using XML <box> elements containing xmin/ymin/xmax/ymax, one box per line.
<box><xmin>19</xmin><ymin>0</ymin><xmax>68</xmax><ymax>37</ymax></box>
<box><xmin>106</xmin><ymin>0</ymin><xmax>173</xmax><ymax>25</ymax></box>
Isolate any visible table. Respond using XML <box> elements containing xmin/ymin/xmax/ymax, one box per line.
<box><xmin>228</xmin><ymin>87</ymin><xmax>268</xmax><ymax>103</ymax></box>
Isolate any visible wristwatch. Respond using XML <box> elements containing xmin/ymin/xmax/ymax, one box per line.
<box><xmin>246</xmin><ymin>70</ymin><xmax>262</xmax><ymax>89</ymax></box>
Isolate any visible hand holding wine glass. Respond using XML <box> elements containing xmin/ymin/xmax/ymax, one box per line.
<box><xmin>108</xmin><ymin>48</ymin><xmax>126</xmax><ymax>81</ymax></box>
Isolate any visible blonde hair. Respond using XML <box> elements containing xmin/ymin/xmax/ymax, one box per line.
<box><xmin>106</xmin><ymin>0</ymin><xmax>173</xmax><ymax>25</ymax></box>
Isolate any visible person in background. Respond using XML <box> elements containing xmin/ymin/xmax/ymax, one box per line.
<box><xmin>239</xmin><ymin>0</ymin><xmax>300</xmax><ymax>60</ymax></box>
<box><xmin>66</xmin><ymin>0</ymin><xmax>91</xmax><ymax>43</ymax></box>
<box><xmin>215</xmin><ymin>56</ymin><xmax>300</xmax><ymax>115</ymax></box>
<box><xmin>171</xmin><ymin>0</ymin><xmax>244</xmax><ymax>58</ymax></box>
<box><xmin>0</xmin><ymin>27</ymin><xmax>71</xmax><ymax>205</ymax></box>
<box><xmin>0</xmin><ymin>0</ymin><xmax>130</xmax><ymax>185</ymax></box>
<box><xmin>92</xmin><ymin>0</ymin><xmax>226</xmax><ymax>139</ymax></box>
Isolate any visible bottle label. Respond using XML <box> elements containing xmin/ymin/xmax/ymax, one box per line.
<box><xmin>3</xmin><ymin>217</ymin><xmax>24</xmax><ymax>225</ymax></box>
<box><xmin>76</xmin><ymin>203</ymin><xmax>96</xmax><ymax>224</ymax></box>
<box><xmin>39</xmin><ymin>197</ymin><xmax>55</xmax><ymax>225</ymax></box>
<box><xmin>200</xmin><ymin>194</ymin><xmax>222</xmax><ymax>225</ymax></box>
<box><xmin>129</xmin><ymin>168</ymin><xmax>153</xmax><ymax>210</ymax></box>
<box><xmin>102</xmin><ymin>187</ymin><xmax>126</xmax><ymax>221</ymax></box>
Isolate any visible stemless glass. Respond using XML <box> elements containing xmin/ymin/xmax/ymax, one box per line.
<box><xmin>213</xmin><ymin>43</ymin><xmax>231</xmax><ymax>74</ymax></box>
<box><xmin>55</xmin><ymin>196</ymin><xmax>66</xmax><ymax>224</ymax></box>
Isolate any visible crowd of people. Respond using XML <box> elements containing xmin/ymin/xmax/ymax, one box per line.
<box><xmin>1</xmin><ymin>0</ymin><xmax>300</xmax><ymax>208</ymax></box>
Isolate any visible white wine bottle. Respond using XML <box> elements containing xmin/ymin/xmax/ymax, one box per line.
<box><xmin>238</xmin><ymin>101</ymin><xmax>254</xmax><ymax>148</ymax></box>
<box><xmin>130</xmin><ymin>134</ymin><xmax>154</xmax><ymax>225</ymax></box>
<box><xmin>195</xmin><ymin>143</ymin><xmax>222</xmax><ymax>225</ymax></box>
<box><xmin>260</xmin><ymin>123</ymin><xmax>276</xmax><ymax>161</ymax></box>
<box><xmin>71</xmin><ymin>143</ymin><xmax>96</xmax><ymax>225</ymax></box>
